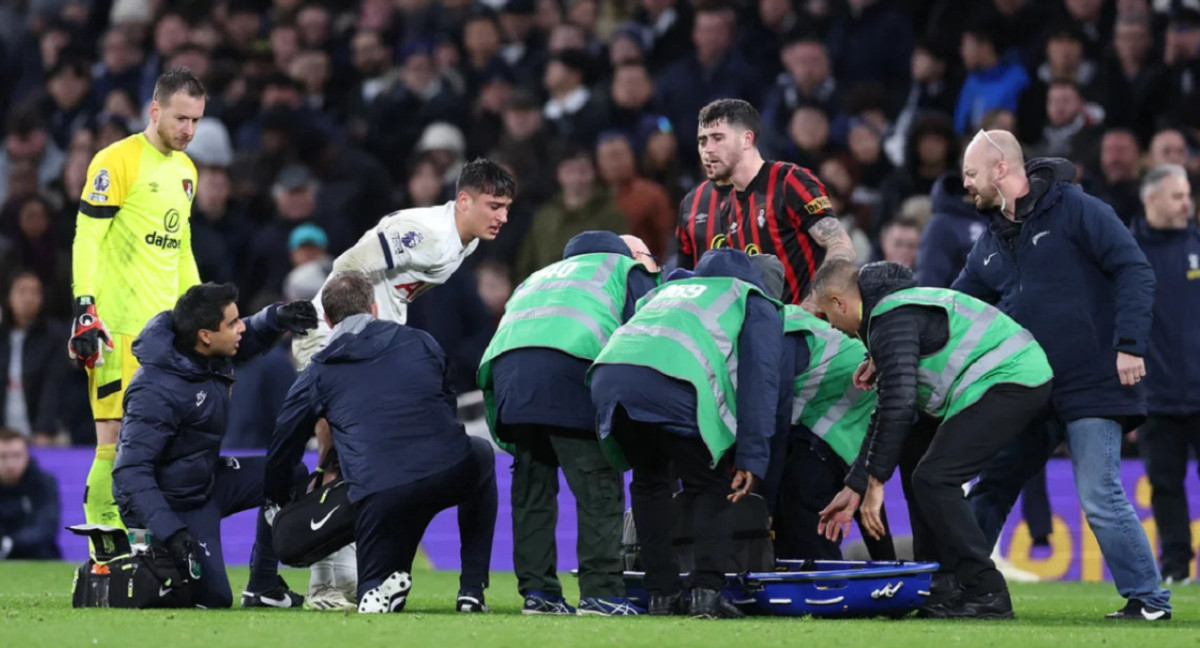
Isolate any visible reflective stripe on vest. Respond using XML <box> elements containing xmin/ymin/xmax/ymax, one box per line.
<box><xmin>639</xmin><ymin>285</ymin><xmax>744</xmax><ymax>387</ymax></box>
<box><xmin>878</xmin><ymin>290</ymin><xmax>998</xmax><ymax>415</ymax></box>
<box><xmin>497</xmin><ymin>304</ymin><xmax>612</xmax><ymax>345</ymax></box>
<box><xmin>871</xmin><ymin>287</ymin><xmax>1050</xmax><ymax>420</ymax></box>
<box><xmin>790</xmin><ymin>323</ymin><xmax>844</xmax><ymax>423</ymax></box>
<box><xmin>508</xmin><ymin>254</ymin><xmax>623</xmax><ymax>322</ymax></box>
<box><xmin>598</xmin><ymin>278</ymin><xmax>764</xmax><ymax>466</ymax></box>
<box><xmin>951</xmin><ymin>327</ymin><xmax>1037</xmax><ymax>403</ymax></box>
<box><xmin>809</xmin><ymin>381</ymin><xmax>864</xmax><ymax>439</ymax></box>
<box><xmin>613</xmin><ymin>323</ymin><xmax>738</xmax><ymax>436</ymax></box>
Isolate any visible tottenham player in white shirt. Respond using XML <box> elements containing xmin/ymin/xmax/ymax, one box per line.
<box><xmin>297</xmin><ymin>159</ymin><xmax>515</xmax><ymax>611</ymax></box>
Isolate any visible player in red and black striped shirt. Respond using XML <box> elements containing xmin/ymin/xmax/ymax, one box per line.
<box><xmin>674</xmin><ymin>179</ymin><xmax>732</xmax><ymax>270</ymax></box>
<box><xmin>694</xmin><ymin>99</ymin><xmax>856</xmax><ymax>307</ymax></box>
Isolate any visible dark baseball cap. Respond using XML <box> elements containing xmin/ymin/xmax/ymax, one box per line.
<box><xmin>276</xmin><ymin>164</ymin><xmax>313</xmax><ymax>190</ymax></box>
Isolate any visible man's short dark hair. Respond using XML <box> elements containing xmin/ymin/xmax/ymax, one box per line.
<box><xmin>48</xmin><ymin>57</ymin><xmax>90</xmax><ymax>81</ymax></box>
<box><xmin>322</xmin><ymin>271</ymin><xmax>374</xmax><ymax>326</ymax></box>
<box><xmin>555</xmin><ymin>142</ymin><xmax>593</xmax><ymax>168</ymax></box>
<box><xmin>962</xmin><ymin>15</ymin><xmax>997</xmax><ymax>45</ymax></box>
<box><xmin>811</xmin><ymin>258</ymin><xmax>860</xmax><ymax>297</ymax></box>
<box><xmin>6</xmin><ymin>108</ymin><xmax>45</xmax><ymax>138</ymax></box>
<box><xmin>698</xmin><ymin>98</ymin><xmax>761</xmax><ymax>143</ymax></box>
<box><xmin>884</xmin><ymin>215</ymin><xmax>922</xmax><ymax>234</ymax></box>
<box><xmin>0</xmin><ymin>427</ymin><xmax>27</xmax><ymax>444</ymax></box>
<box><xmin>456</xmin><ymin>157</ymin><xmax>517</xmax><ymax>198</ymax></box>
<box><xmin>1048</xmin><ymin>78</ymin><xmax>1082</xmax><ymax>95</ymax></box>
<box><xmin>172</xmin><ymin>283</ymin><xmax>239</xmax><ymax>347</ymax></box>
<box><xmin>782</xmin><ymin>28</ymin><xmax>824</xmax><ymax>50</ymax></box>
<box><xmin>153</xmin><ymin>67</ymin><xmax>207</xmax><ymax>105</ymax></box>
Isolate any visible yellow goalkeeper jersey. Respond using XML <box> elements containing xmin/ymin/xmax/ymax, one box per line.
<box><xmin>72</xmin><ymin>133</ymin><xmax>201</xmax><ymax>336</ymax></box>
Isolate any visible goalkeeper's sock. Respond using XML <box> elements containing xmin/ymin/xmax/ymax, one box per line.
<box><xmin>84</xmin><ymin>445</ymin><xmax>124</xmax><ymax>528</ymax></box>
<box><xmin>84</xmin><ymin>445</ymin><xmax>124</xmax><ymax>556</ymax></box>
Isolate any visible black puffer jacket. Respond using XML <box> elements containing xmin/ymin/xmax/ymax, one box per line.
<box><xmin>845</xmin><ymin>262</ymin><xmax>950</xmax><ymax>493</ymax></box>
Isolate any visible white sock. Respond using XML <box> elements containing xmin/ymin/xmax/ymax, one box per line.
<box><xmin>309</xmin><ymin>556</ymin><xmax>334</xmax><ymax>593</ymax></box>
<box><xmin>331</xmin><ymin>544</ymin><xmax>359</xmax><ymax>601</ymax></box>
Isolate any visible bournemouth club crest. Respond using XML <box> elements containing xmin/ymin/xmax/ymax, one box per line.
<box><xmin>182</xmin><ymin>178</ymin><xmax>194</xmax><ymax>201</ymax></box>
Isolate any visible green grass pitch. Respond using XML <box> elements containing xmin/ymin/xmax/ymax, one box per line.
<box><xmin>1</xmin><ymin>562</ymin><xmax>1197</xmax><ymax>648</ymax></box>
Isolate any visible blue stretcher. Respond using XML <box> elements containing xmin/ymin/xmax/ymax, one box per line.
<box><xmin>622</xmin><ymin>559</ymin><xmax>940</xmax><ymax>618</ymax></box>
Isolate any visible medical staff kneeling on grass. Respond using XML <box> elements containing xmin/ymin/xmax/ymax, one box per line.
<box><xmin>814</xmin><ymin>260</ymin><xmax>1052</xmax><ymax>620</ymax></box>
<box><xmin>589</xmin><ymin>248</ymin><xmax>783</xmax><ymax>620</ymax></box>
<box><xmin>266</xmin><ymin>271</ymin><xmax>498</xmax><ymax>615</ymax></box>
<box><xmin>112</xmin><ymin>283</ymin><xmax>319</xmax><ymax>609</ymax></box>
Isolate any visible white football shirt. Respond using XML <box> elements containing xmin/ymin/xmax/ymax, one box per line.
<box><xmin>292</xmin><ymin>201</ymin><xmax>479</xmax><ymax>368</ymax></box>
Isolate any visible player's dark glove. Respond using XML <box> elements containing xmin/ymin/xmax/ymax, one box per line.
<box><xmin>67</xmin><ymin>296</ymin><xmax>114</xmax><ymax>370</ymax></box>
<box><xmin>165</xmin><ymin>529</ymin><xmax>203</xmax><ymax>582</ymax></box>
<box><xmin>276</xmin><ymin>300</ymin><xmax>319</xmax><ymax>334</ymax></box>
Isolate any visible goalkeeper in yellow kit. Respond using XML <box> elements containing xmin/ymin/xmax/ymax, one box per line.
<box><xmin>70</xmin><ymin>68</ymin><xmax>206</xmax><ymax>530</ymax></box>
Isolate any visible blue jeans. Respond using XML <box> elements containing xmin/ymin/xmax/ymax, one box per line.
<box><xmin>970</xmin><ymin>417</ymin><xmax>1171</xmax><ymax>611</ymax></box>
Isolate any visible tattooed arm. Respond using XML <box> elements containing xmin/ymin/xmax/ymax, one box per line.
<box><xmin>809</xmin><ymin>216</ymin><xmax>857</xmax><ymax>265</ymax></box>
<box><xmin>800</xmin><ymin>216</ymin><xmax>857</xmax><ymax>312</ymax></box>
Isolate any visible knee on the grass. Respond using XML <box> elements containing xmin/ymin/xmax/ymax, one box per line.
<box><xmin>197</xmin><ymin>586</ymin><xmax>234</xmax><ymax>609</ymax></box>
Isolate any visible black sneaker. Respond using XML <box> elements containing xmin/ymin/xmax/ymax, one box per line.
<box><xmin>649</xmin><ymin>591</ymin><xmax>688</xmax><ymax>616</ymax></box>
<box><xmin>936</xmin><ymin>590</ymin><xmax>1015</xmax><ymax>620</ymax></box>
<box><xmin>456</xmin><ymin>591</ymin><xmax>488</xmax><ymax>613</ymax></box>
<box><xmin>1106</xmin><ymin>599</ymin><xmax>1171</xmax><ymax>621</ymax></box>
<box><xmin>242</xmin><ymin>578</ymin><xmax>305</xmax><ymax>609</ymax></box>
<box><xmin>688</xmin><ymin>588</ymin><xmax>744</xmax><ymax>619</ymax></box>
<box><xmin>917</xmin><ymin>573</ymin><xmax>964</xmax><ymax>619</ymax></box>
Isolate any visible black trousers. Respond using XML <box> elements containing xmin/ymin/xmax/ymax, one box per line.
<box><xmin>901</xmin><ymin>382</ymin><xmax>1052</xmax><ymax>595</ymax></box>
<box><xmin>164</xmin><ymin>456</ymin><xmax>304</xmax><ymax>608</ymax></box>
<box><xmin>354</xmin><ymin>437</ymin><xmax>498</xmax><ymax>600</ymax></box>
<box><xmin>1138</xmin><ymin>413</ymin><xmax>1200</xmax><ymax>579</ymax></box>
<box><xmin>613</xmin><ymin>408</ymin><xmax>733</xmax><ymax>594</ymax></box>
<box><xmin>774</xmin><ymin>433</ymin><xmax>896</xmax><ymax>561</ymax></box>
<box><xmin>1021</xmin><ymin>467</ymin><xmax>1053</xmax><ymax>540</ymax></box>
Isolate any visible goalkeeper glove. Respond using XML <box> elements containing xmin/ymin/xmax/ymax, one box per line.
<box><xmin>276</xmin><ymin>300</ymin><xmax>319</xmax><ymax>334</ymax></box>
<box><xmin>68</xmin><ymin>296</ymin><xmax>114</xmax><ymax>370</ymax></box>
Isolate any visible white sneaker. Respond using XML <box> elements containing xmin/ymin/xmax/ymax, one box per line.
<box><xmin>304</xmin><ymin>584</ymin><xmax>356</xmax><ymax>611</ymax></box>
<box><xmin>992</xmin><ymin>547</ymin><xmax>1040</xmax><ymax>583</ymax></box>
<box><xmin>357</xmin><ymin>571</ymin><xmax>412</xmax><ymax>614</ymax></box>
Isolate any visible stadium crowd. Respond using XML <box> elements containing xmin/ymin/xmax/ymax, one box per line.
<box><xmin>1</xmin><ymin>0</ymin><xmax>1199</xmax><ymax>443</ymax></box>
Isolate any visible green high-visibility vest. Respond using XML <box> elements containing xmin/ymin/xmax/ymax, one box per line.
<box><xmin>477</xmin><ymin>253</ymin><xmax>645</xmax><ymax>449</ymax></box>
<box><xmin>589</xmin><ymin>277</ymin><xmax>780</xmax><ymax>469</ymax></box>
<box><xmin>868</xmin><ymin>287</ymin><xmax>1053</xmax><ymax>421</ymax></box>
<box><xmin>782</xmin><ymin>305</ymin><xmax>875</xmax><ymax>465</ymax></box>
